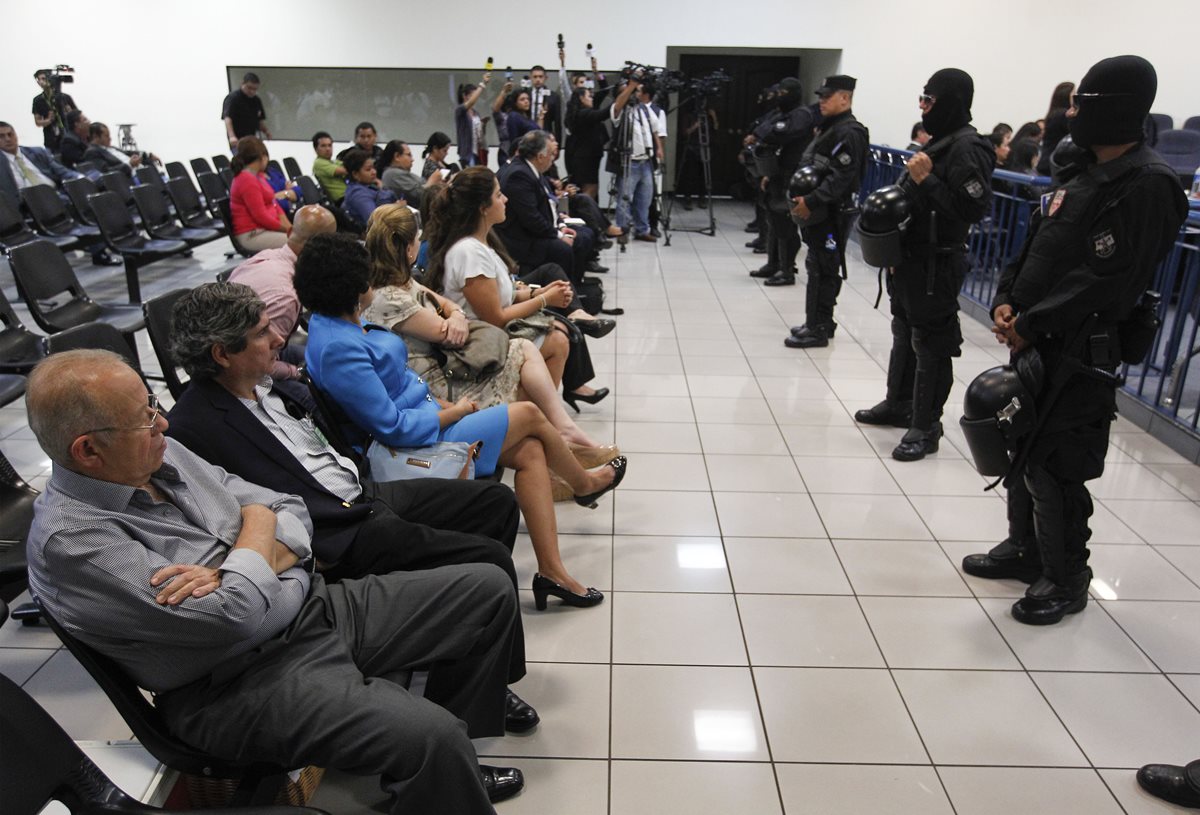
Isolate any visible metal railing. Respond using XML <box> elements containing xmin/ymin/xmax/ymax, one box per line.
<box><xmin>861</xmin><ymin>145</ymin><xmax>1200</xmax><ymax>440</ymax></box>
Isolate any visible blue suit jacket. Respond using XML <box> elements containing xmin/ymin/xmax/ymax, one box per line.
<box><xmin>0</xmin><ymin>146</ymin><xmax>81</xmax><ymax>208</ymax></box>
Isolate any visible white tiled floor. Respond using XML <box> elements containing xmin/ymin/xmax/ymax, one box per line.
<box><xmin>4</xmin><ymin>203</ymin><xmax>1199</xmax><ymax>813</ymax></box>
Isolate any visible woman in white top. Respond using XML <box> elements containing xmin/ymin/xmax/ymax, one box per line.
<box><xmin>424</xmin><ymin>166</ymin><xmax>609</xmax><ymax>412</ymax></box>
<box><xmin>361</xmin><ymin>202</ymin><xmax>613</xmax><ymax>457</ymax></box>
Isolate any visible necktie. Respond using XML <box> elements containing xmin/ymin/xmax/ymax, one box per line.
<box><xmin>14</xmin><ymin>153</ymin><xmax>39</xmax><ymax>186</ymax></box>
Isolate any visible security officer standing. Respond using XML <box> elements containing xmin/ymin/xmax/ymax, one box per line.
<box><xmin>972</xmin><ymin>55</ymin><xmax>1187</xmax><ymax>625</ymax></box>
<box><xmin>785</xmin><ymin>75</ymin><xmax>869</xmax><ymax>344</ymax></box>
<box><xmin>748</xmin><ymin>78</ymin><xmax>818</xmax><ymax>285</ymax></box>
<box><xmin>855</xmin><ymin>68</ymin><xmax>994</xmax><ymax>460</ymax></box>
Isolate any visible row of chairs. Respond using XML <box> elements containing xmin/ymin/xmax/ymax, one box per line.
<box><xmin>1151</xmin><ymin>113</ymin><xmax>1200</xmax><ymax>135</ymax></box>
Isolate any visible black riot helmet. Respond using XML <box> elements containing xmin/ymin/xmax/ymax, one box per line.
<box><xmin>959</xmin><ymin>364</ymin><xmax>1039</xmax><ymax>477</ymax></box>
<box><xmin>776</xmin><ymin>77</ymin><xmax>804</xmax><ymax>112</ymax></box>
<box><xmin>1068</xmin><ymin>55</ymin><xmax>1157</xmax><ymax>149</ymax></box>
<box><xmin>1048</xmin><ymin>135</ymin><xmax>1092</xmax><ymax>184</ymax></box>
<box><xmin>855</xmin><ymin>185</ymin><xmax>912</xmax><ymax>267</ymax></box>
<box><xmin>921</xmin><ymin>68</ymin><xmax>973</xmax><ymax>139</ymax></box>
<box><xmin>787</xmin><ymin>165</ymin><xmax>828</xmax><ymax>226</ymax></box>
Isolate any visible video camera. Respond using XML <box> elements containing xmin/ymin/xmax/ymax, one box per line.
<box><xmin>687</xmin><ymin>69</ymin><xmax>731</xmax><ymax>97</ymax></box>
<box><xmin>36</xmin><ymin>65</ymin><xmax>75</xmax><ymax>91</ymax></box>
<box><xmin>620</xmin><ymin>61</ymin><xmax>685</xmax><ymax>91</ymax></box>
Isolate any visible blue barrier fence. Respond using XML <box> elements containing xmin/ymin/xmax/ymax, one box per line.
<box><xmin>861</xmin><ymin>145</ymin><xmax>1200</xmax><ymax>441</ymax></box>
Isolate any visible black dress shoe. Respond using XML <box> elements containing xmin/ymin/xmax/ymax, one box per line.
<box><xmin>480</xmin><ymin>765</ymin><xmax>525</xmax><ymax>803</ymax></box>
<box><xmin>505</xmin><ymin>688</ymin><xmax>540</xmax><ymax>733</ymax></box>
<box><xmin>573</xmin><ymin>318</ymin><xmax>616</xmax><ymax>338</ymax></box>
<box><xmin>784</xmin><ymin>329</ymin><xmax>828</xmax><ymax>348</ymax></box>
<box><xmin>649</xmin><ymin>228</ymin><xmax>662</xmax><ymax>238</ymax></box>
<box><xmin>573</xmin><ymin>455</ymin><xmax>627</xmax><ymax>509</ymax></box>
<box><xmin>563</xmin><ymin>386</ymin><xmax>609</xmax><ymax>413</ymax></box>
<box><xmin>962</xmin><ymin>538</ymin><xmax>1042</xmax><ymax>583</ymax></box>
<box><xmin>752</xmin><ymin>245</ymin><xmax>768</xmax><ymax>254</ymax></box>
<box><xmin>763</xmin><ymin>273</ymin><xmax>795</xmax><ymax>287</ymax></box>
<box><xmin>585</xmin><ymin>260</ymin><xmax>610</xmax><ymax>274</ymax></box>
<box><xmin>532</xmin><ymin>573</ymin><xmax>605</xmax><ymax>610</ymax></box>
<box><xmin>1011</xmin><ymin>571</ymin><xmax>1091</xmax><ymax>625</ymax></box>
<box><xmin>745</xmin><ymin>221</ymin><xmax>760</xmax><ymax>232</ymax></box>
<box><xmin>1137</xmin><ymin>760</ymin><xmax>1200</xmax><ymax>808</ymax></box>
<box><xmin>749</xmin><ymin>265</ymin><xmax>778</xmax><ymax>278</ymax></box>
<box><xmin>854</xmin><ymin>400</ymin><xmax>913</xmax><ymax>428</ymax></box>
<box><xmin>745</xmin><ymin>238</ymin><xmax>764</xmax><ymax>248</ymax></box>
<box><xmin>790</xmin><ymin>323</ymin><xmax>837</xmax><ymax>338</ymax></box>
<box><xmin>892</xmin><ymin>424</ymin><xmax>943</xmax><ymax>461</ymax></box>
<box><xmin>597</xmin><ymin>238</ymin><xmax>614</xmax><ymax>251</ymax></box>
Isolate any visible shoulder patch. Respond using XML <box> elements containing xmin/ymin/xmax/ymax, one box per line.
<box><xmin>1046</xmin><ymin>188</ymin><xmax>1067</xmax><ymax>217</ymax></box>
<box><xmin>774</xmin><ymin>121</ymin><xmax>787</xmax><ymax>131</ymax></box>
<box><xmin>838</xmin><ymin>152</ymin><xmax>852</xmax><ymax>165</ymax></box>
<box><xmin>1091</xmin><ymin>229</ymin><xmax>1116</xmax><ymax>259</ymax></box>
<box><xmin>964</xmin><ymin>178</ymin><xmax>985</xmax><ymax>199</ymax></box>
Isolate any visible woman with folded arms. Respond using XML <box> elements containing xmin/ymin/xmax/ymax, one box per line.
<box><xmin>340</xmin><ymin>148</ymin><xmax>397</xmax><ymax>230</ymax></box>
<box><xmin>362</xmin><ymin>203</ymin><xmax>617</xmax><ymax>463</ymax></box>
<box><xmin>297</xmin><ymin>231</ymin><xmax>626</xmax><ymax>609</ymax></box>
<box><xmin>228</xmin><ymin>136</ymin><xmax>290</xmax><ymax>251</ymax></box>
<box><xmin>424</xmin><ymin>167</ymin><xmax>611</xmax><ymax>413</ymax></box>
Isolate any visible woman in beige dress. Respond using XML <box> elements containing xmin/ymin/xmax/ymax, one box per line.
<box><xmin>362</xmin><ymin>202</ymin><xmax>614</xmax><ymax>462</ymax></box>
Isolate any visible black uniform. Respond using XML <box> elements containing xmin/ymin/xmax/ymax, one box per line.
<box><xmin>994</xmin><ymin>144</ymin><xmax>1186</xmax><ymax>593</ymax></box>
<box><xmin>887</xmin><ymin>126</ymin><xmax>994</xmax><ymax>437</ymax></box>
<box><xmin>796</xmin><ymin>109</ymin><xmax>868</xmax><ymax>317</ymax></box>
<box><xmin>759</xmin><ymin>102</ymin><xmax>819</xmax><ymax>282</ymax></box>
<box><xmin>221</xmin><ymin>88</ymin><xmax>267</xmax><ymax>140</ymax></box>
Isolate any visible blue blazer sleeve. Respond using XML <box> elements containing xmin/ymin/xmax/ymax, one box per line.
<box><xmin>313</xmin><ymin>331</ymin><xmax>441</xmax><ymax>449</ymax></box>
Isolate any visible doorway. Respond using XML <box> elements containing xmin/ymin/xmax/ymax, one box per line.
<box><xmin>664</xmin><ymin>47</ymin><xmax>841</xmax><ymax>199</ymax></box>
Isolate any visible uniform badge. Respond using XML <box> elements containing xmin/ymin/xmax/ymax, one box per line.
<box><xmin>1047</xmin><ymin>188</ymin><xmax>1067</xmax><ymax>217</ymax></box>
<box><xmin>774</xmin><ymin>121</ymin><xmax>787</xmax><ymax>131</ymax></box>
<box><xmin>838</xmin><ymin>152</ymin><xmax>852</xmax><ymax>165</ymax></box>
<box><xmin>1092</xmin><ymin>229</ymin><xmax>1116</xmax><ymax>258</ymax></box>
<box><xmin>964</xmin><ymin>178</ymin><xmax>984</xmax><ymax>199</ymax></box>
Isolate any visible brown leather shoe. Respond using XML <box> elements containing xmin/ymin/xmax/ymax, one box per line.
<box><xmin>634</xmin><ymin>232</ymin><xmax>659</xmax><ymax>242</ymax></box>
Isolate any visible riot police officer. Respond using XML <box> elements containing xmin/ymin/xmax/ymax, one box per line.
<box><xmin>784</xmin><ymin>75</ymin><xmax>869</xmax><ymax>344</ymax></box>
<box><xmin>855</xmin><ymin>68</ymin><xmax>994</xmax><ymax>461</ymax></box>
<box><xmin>967</xmin><ymin>55</ymin><xmax>1187</xmax><ymax>625</ymax></box>
<box><xmin>748</xmin><ymin>79</ymin><xmax>817</xmax><ymax>282</ymax></box>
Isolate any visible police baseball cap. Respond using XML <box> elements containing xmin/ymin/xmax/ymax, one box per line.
<box><xmin>816</xmin><ymin>75</ymin><xmax>856</xmax><ymax>95</ymax></box>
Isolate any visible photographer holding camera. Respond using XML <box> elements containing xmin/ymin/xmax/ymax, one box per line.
<box><xmin>32</xmin><ymin>68</ymin><xmax>77</xmax><ymax>152</ymax></box>
<box><xmin>610</xmin><ymin>72</ymin><xmax>663</xmax><ymax>242</ymax></box>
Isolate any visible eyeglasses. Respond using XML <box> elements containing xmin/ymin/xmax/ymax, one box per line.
<box><xmin>85</xmin><ymin>393</ymin><xmax>163</xmax><ymax>435</ymax></box>
<box><xmin>1069</xmin><ymin>91</ymin><xmax>1133</xmax><ymax>108</ymax></box>
<box><xmin>918</xmin><ymin>94</ymin><xmax>936</xmax><ymax>106</ymax></box>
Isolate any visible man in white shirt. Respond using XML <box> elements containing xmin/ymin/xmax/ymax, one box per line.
<box><xmin>610</xmin><ymin>78</ymin><xmax>663</xmax><ymax>242</ymax></box>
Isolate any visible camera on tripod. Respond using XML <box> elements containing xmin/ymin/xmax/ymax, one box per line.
<box><xmin>36</xmin><ymin>65</ymin><xmax>75</xmax><ymax>91</ymax></box>
<box><xmin>687</xmin><ymin>69</ymin><xmax>731</xmax><ymax>96</ymax></box>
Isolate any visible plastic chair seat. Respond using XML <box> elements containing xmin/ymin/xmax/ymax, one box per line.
<box><xmin>0</xmin><ymin>374</ymin><xmax>26</xmax><ymax>408</ymax></box>
<box><xmin>0</xmin><ymin>329</ymin><xmax>44</xmax><ymax>373</ymax></box>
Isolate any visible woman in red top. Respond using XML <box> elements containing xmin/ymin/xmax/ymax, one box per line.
<box><xmin>229</xmin><ymin>136</ymin><xmax>290</xmax><ymax>251</ymax></box>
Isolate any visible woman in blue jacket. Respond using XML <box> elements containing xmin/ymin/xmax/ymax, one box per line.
<box><xmin>297</xmin><ymin>232</ymin><xmax>625</xmax><ymax>610</ymax></box>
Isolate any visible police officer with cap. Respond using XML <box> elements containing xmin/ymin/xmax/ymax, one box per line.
<box><xmin>784</xmin><ymin>75</ymin><xmax>869</xmax><ymax>344</ymax></box>
<box><xmin>967</xmin><ymin>55</ymin><xmax>1187</xmax><ymax>625</ymax></box>
<box><xmin>748</xmin><ymin>79</ymin><xmax>817</xmax><ymax>281</ymax></box>
<box><xmin>855</xmin><ymin>68</ymin><xmax>994</xmax><ymax>461</ymax></box>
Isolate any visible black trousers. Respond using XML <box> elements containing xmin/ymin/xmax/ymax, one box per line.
<box><xmin>885</xmin><ymin>253</ymin><xmax>966</xmax><ymax>430</ymax></box>
<box><xmin>321</xmin><ymin>477</ymin><xmax>525</xmax><ymax>682</ymax></box>
<box><xmin>1024</xmin><ymin>414</ymin><xmax>1111</xmax><ymax>585</ymax></box>
<box><xmin>800</xmin><ymin>222</ymin><xmax>844</xmax><ymax>323</ymax></box>
<box><xmin>517</xmin><ymin>264</ymin><xmax>598</xmax><ymax>393</ymax></box>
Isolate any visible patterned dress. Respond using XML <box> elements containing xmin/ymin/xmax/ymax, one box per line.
<box><xmin>363</xmin><ymin>282</ymin><xmax>525</xmax><ymax>405</ymax></box>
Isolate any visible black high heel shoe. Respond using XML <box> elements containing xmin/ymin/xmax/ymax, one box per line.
<box><xmin>574</xmin><ymin>455</ymin><xmax>627</xmax><ymax>509</ymax></box>
<box><xmin>563</xmin><ymin>387</ymin><xmax>610</xmax><ymax>413</ymax></box>
<box><xmin>532</xmin><ymin>573</ymin><xmax>604</xmax><ymax>610</ymax></box>
<box><xmin>572</xmin><ymin>318</ymin><xmax>616</xmax><ymax>339</ymax></box>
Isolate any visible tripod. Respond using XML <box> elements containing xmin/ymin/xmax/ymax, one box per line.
<box><xmin>607</xmin><ymin>98</ymin><xmax>636</xmax><ymax>254</ymax></box>
<box><xmin>662</xmin><ymin>92</ymin><xmax>716</xmax><ymax>245</ymax></box>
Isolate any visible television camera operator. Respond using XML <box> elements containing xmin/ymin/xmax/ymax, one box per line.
<box><xmin>32</xmin><ymin>66</ymin><xmax>77</xmax><ymax>152</ymax></box>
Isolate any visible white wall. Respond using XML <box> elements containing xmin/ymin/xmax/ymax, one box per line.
<box><xmin>2</xmin><ymin>0</ymin><xmax>1196</xmax><ymax>170</ymax></box>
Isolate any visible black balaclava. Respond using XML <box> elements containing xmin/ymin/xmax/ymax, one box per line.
<box><xmin>921</xmin><ymin>68</ymin><xmax>973</xmax><ymax>139</ymax></box>
<box><xmin>776</xmin><ymin>77</ymin><xmax>804</xmax><ymax>112</ymax></box>
<box><xmin>1068</xmin><ymin>55</ymin><xmax>1156</xmax><ymax>149</ymax></box>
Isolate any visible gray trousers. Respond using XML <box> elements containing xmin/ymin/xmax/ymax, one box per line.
<box><xmin>158</xmin><ymin>565</ymin><xmax>517</xmax><ymax>814</ymax></box>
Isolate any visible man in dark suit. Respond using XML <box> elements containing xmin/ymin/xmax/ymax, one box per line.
<box><xmin>166</xmin><ymin>281</ymin><xmax>541</xmax><ymax>735</ymax></box>
<box><xmin>529</xmin><ymin>65</ymin><xmax>562</xmax><ymax>142</ymax></box>
<box><xmin>496</xmin><ymin>130</ymin><xmax>595</xmax><ymax>283</ymax></box>
<box><xmin>0</xmin><ymin>120</ymin><xmax>121</xmax><ymax>266</ymax></box>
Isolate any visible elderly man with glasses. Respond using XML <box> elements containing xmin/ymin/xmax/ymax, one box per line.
<box><xmin>23</xmin><ymin>349</ymin><xmax>528</xmax><ymax>811</ymax></box>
